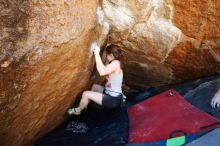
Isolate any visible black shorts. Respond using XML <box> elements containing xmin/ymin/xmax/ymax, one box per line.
<box><xmin>102</xmin><ymin>89</ymin><xmax>122</xmax><ymax>109</ymax></box>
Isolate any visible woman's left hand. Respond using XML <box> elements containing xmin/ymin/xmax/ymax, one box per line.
<box><xmin>91</xmin><ymin>42</ymin><xmax>100</xmax><ymax>54</ymax></box>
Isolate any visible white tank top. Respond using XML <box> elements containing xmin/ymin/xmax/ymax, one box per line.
<box><xmin>105</xmin><ymin>70</ymin><xmax>123</xmax><ymax>97</ymax></box>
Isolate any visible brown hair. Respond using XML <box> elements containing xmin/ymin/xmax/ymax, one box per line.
<box><xmin>105</xmin><ymin>44</ymin><xmax>124</xmax><ymax>69</ymax></box>
<box><xmin>105</xmin><ymin>44</ymin><xmax>122</xmax><ymax>61</ymax></box>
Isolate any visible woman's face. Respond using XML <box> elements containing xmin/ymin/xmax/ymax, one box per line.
<box><xmin>106</xmin><ymin>53</ymin><xmax>114</xmax><ymax>62</ymax></box>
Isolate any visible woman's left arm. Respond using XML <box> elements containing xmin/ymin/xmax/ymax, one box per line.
<box><xmin>93</xmin><ymin>45</ymin><xmax>116</xmax><ymax>76</ymax></box>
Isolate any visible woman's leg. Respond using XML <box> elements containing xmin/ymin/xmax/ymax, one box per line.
<box><xmin>78</xmin><ymin>84</ymin><xmax>104</xmax><ymax>109</ymax></box>
<box><xmin>70</xmin><ymin>84</ymin><xmax>104</xmax><ymax>114</ymax></box>
<box><xmin>76</xmin><ymin>91</ymin><xmax>103</xmax><ymax>113</ymax></box>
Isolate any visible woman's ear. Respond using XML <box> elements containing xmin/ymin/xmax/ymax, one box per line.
<box><xmin>110</xmin><ymin>54</ymin><xmax>115</xmax><ymax>59</ymax></box>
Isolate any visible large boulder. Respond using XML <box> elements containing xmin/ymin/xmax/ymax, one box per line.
<box><xmin>102</xmin><ymin>0</ymin><xmax>220</xmax><ymax>91</ymax></box>
<box><xmin>0</xmin><ymin>0</ymin><xmax>100</xmax><ymax>146</ymax></box>
<box><xmin>1</xmin><ymin>0</ymin><xmax>220</xmax><ymax>146</ymax></box>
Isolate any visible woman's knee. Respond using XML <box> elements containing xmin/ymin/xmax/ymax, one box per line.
<box><xmin>91</xmin><ymin>84</ymin><xmax>104</xmax><ymax>93</ymax></box>
<box><xmin>91</xmin><ymin>84</ymin><xmax>99</xmax><ymax>91</ymax></box>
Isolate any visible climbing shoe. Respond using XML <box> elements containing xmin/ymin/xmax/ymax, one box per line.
<box><xmin>67</xmin><ymin>108</ymin><xmax>81</xmax><ymax>116</ymax></box>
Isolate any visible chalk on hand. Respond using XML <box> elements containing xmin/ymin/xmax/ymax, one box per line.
<box><xmin>90</xmin><ymin>42</ymin><xmax>98</xmax><ymax>54</ymax></box>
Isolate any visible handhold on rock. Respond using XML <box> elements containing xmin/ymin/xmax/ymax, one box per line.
<box><xmin>96</xmin><ymin>7</ymin><xmax>105</xmax><ymax>25</ymax></box>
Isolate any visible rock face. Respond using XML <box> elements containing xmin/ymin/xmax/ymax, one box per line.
<box><xmin>0</xmin><ymin>0</ymin><xmax>220</xmax><ymax>146</ymax></box>
<box><xmin>0</xmin><ymin>0</ymin><xmax>101</xmax><ymax>146</ymax></box>
<box><xmin>102</xmin><ymin>0</ymin><xmax>220</xmax><ymax>91</ymax></box>
<box><xmin>167</xmin><ymin>0</ymin><xmax>220</xmax><ymax>83</ymax></box>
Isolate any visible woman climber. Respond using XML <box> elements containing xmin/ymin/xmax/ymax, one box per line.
<box><xmin>67</xmin><ymin>43</ymin><xmax>124</xmax><ymax>115</ymax></box>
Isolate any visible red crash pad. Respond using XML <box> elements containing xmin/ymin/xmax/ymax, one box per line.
<box><xmin>128</xmin><ymin>89</ymin><xmax>220</xmax><ymax>144</ymax></box>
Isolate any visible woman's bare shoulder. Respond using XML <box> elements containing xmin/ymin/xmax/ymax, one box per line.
<box><xmin>110</xmin><ymin>60</ymin><xmax>120</xmax><ymax>68</ymax></box>
<box><xmin>111</xmin><ymin>60</ymin><xmax>121</xmax><ymax>72</ymax></box>
<box><xmin>111</xmin><ymin>60</ymin><xmax>120</xmax><ymax>65</ymax></box>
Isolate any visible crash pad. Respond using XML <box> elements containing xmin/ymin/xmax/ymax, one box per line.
<box><xmin>185</xmin><ymin>127</ymin><xmax>220</xmax><ymax>146</ymax></box>
<box><xmin>126</xmin><ymin>128</ymin><xmax>218</xmax><ymax>146</ymax></box>
<box><xmin>127</xmin><ymin>89</ymin><xmax>220</xmax><ymax>144</ymax></box>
